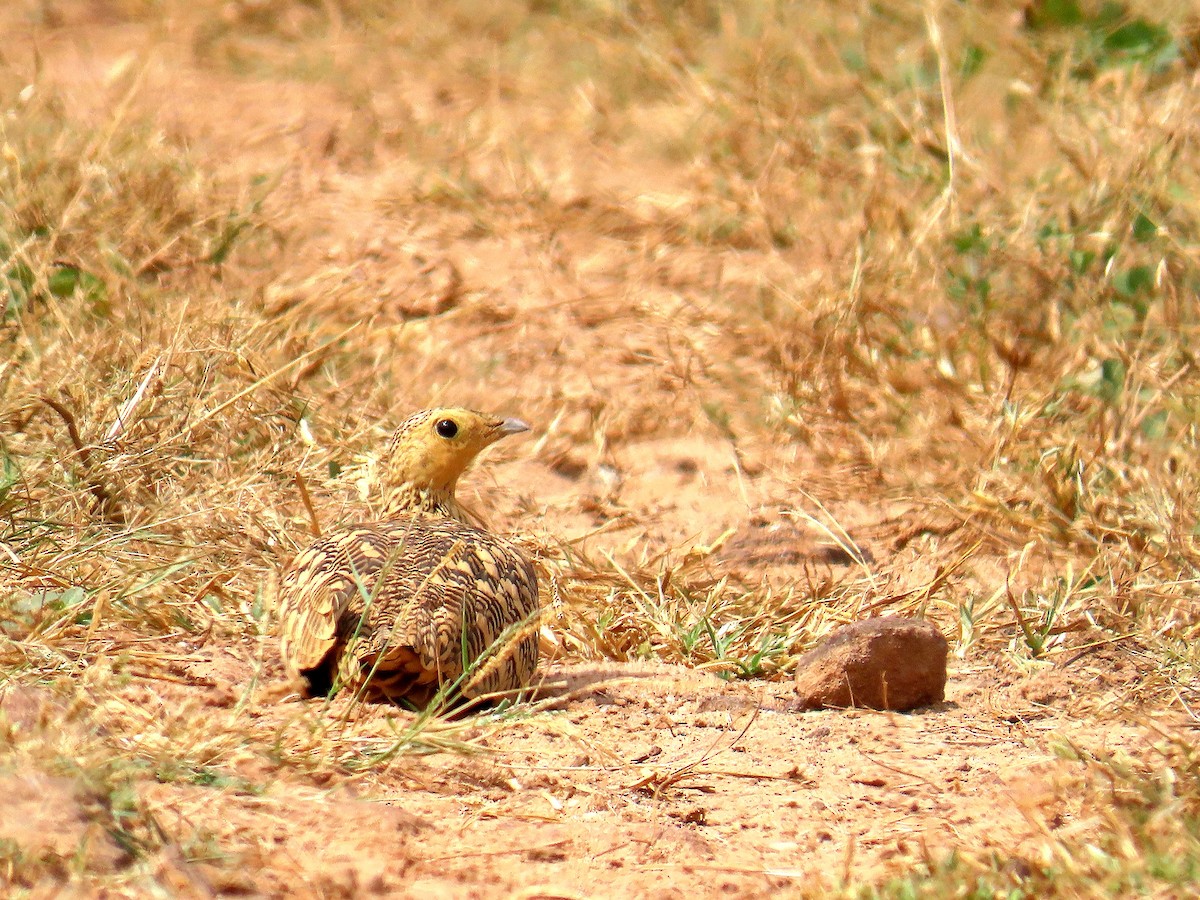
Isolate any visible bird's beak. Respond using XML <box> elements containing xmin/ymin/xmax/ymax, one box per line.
<box><xmin>497</xmin><ymin>417</ymin><xmax>530</xmax><ymax>436</ymax></box>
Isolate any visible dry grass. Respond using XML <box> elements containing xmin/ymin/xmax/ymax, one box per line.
<box><xmin>2</xmin><ymin>0</ymin><xmax>1200</xmax><ymax>894</ymax></box>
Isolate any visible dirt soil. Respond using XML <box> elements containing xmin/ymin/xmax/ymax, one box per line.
<box><xmin>4</xmin><ymin>646</ymin><xmax>1162</xmax><ymax>898</ymax></box>
<box><xmin>0</xmin><ymin>4</ymin><xmax>1185</xmax><ymax>898</ymax></box>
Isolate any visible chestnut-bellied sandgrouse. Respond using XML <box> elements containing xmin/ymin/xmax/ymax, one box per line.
<box><xmin>277</xmin><ymin>408</ymin><xmax>539</xmax><ymax>706</ymax></box>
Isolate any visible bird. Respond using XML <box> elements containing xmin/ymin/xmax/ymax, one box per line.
<box><xmin>276</xmin><ymin>408</ymin><xmax>540</xmax><ymax>707</ymax></box>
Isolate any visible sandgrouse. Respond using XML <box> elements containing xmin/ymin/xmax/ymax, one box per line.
<box><xmin>277</xmin><ymin>408</ymin><xmax>539</xmax><ymax>706</ymax></box>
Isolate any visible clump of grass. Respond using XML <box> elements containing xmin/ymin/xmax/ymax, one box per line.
<box><xmin>870</xmin><ymin>728</ymin><xmax>1200</xmax><ymax>898</ymax></box>
<box><xmin>539</xmin><ymin>537</ymin><xmax>823</xmax><ymax>677</ymax></box>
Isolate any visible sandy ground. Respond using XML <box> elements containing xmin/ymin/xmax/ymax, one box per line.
<box><xmin>3</xmin><ymin>644</ymin><xmax>1163</xmax><ymax>898</ymax></box>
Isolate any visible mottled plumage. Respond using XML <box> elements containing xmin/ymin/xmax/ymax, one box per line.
<box><xmin>277</xmin><ymin>408</ymin><xmax>539</xmax><ymax>705</ymax></box>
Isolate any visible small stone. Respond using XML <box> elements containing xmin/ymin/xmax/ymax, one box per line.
<box><xmin>793</xmin><ymin>617</ymin><xmax>948</xmax><ymax>711</ymax></box>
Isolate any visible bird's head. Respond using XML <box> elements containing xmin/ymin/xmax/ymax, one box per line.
<box><xmin>381</xmin><ymin>407</ymin><xmax>529</xmax><ymax>519</ymax></box>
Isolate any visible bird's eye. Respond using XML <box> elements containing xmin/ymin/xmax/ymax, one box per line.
<box><xmin>435</xmin><ymin>418</ymin><xmax>459</xmax><ymax>439</ymax></box>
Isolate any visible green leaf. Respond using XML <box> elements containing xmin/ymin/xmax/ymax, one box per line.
<box><xmin>1132</xmin><ymin>213</ymin><xmax>1158</xmax><ymax>243</ymax></box>
<box><xmin>1036</xmin><ymin>222</ymin><xmax>1061</xmax><ymax>243</ymax></box>
<box><xmin>1097</xmin><ymin>14</ymin><xmax>1178</xmax><ymax>72</ymax></box>
<box><xmin>1103</xmin><ymin>20</ymin><xmax>1168</xmax><ymax>56</ymax></box>
<box><xmin>47</xmin><ymin>265</ymin><xmax>82</xmax><ymax>297</ymax></box>
<box><xmin>4</xmin><ymin>258</ymin><xmax>35</xmax><ymax>296</ymax></box>
<box><xmin>48</xmin><ymin>264</ymin><xmax>107</xmax><ymax>301</ymax></box>
<box><xmin>960</xmin><ymin>45</ymin><xmax>987</xmax><ymax>80</ymax></box>
<box><xmin>976</xmin><ymin>277</ymin><xmax>992</xmax><ymax>305</ymax></box>
<box><xmin>206</xmin><ymin>217</ymin><xmax>250</xmax><ymax>266</ymax></box>
<box><xmin>1070</xmin><ymin>249</ymin><xmax>1095</xmax><ymax>274</ymax></box>
<box><xmin>952</xmin><ymin>223</ymin><xmax>988</xmax><ymax>255</ymax></box>
<box><xmin>1097</xmin><ymin>357</ymin><xmax>1126</xmax><ymax>404</ymax></box>
<box><xmin>1026</xmin><ymin>0</ymin><xmax>1084</xmax><ymax>28</ymax></box>
<box><xmin>1112</xmin><ymin>265</ymin><xmax>1153</xmax><ymax>297</ymax></box>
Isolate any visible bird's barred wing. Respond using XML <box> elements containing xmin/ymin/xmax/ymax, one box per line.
<box><xmin>277</xmin><ymin>527</ymin><xmax>402</xmax><ymax>679</ymax></box>
<box><xmin>365</xmin><ymin>520</ymin><xmax>540</xmax><ymax>696</ymax></box>
<box><xmin>279</xmin><ymin>516</ymin><xmax>541</xmax><ymax>700</ymax></box>
<box><xmin>456</xmin><ymin>543</ymin><xmax>540</xmax><ymax>698</ymax></box>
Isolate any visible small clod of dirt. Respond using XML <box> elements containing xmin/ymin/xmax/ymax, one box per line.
<box><xmin>719</xmin><ymin>519</ymin><xmax>876</xmax><ymax>570</ymax></box>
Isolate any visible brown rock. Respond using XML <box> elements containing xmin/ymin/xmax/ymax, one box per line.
<box><xmin>794</xmin><ymin>617</ymin><xmax>949</xmax><ymax>711</ymax></box>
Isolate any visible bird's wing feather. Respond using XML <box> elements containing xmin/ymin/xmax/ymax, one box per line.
<box><xmin>280</xmin><ymin>515</ymin><xmax>540</xmax><ymax>699</ymax></box>
<box><xmin>278</xmin><ymin>527</ymin><xmax>399</xmax><ymax>676</ymax></box>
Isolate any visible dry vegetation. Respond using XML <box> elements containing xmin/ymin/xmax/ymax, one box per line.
<box><xmin>2</xmin><ymin>0</ymin><xmax>1200</xmax><ymax>896</ymax></box>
